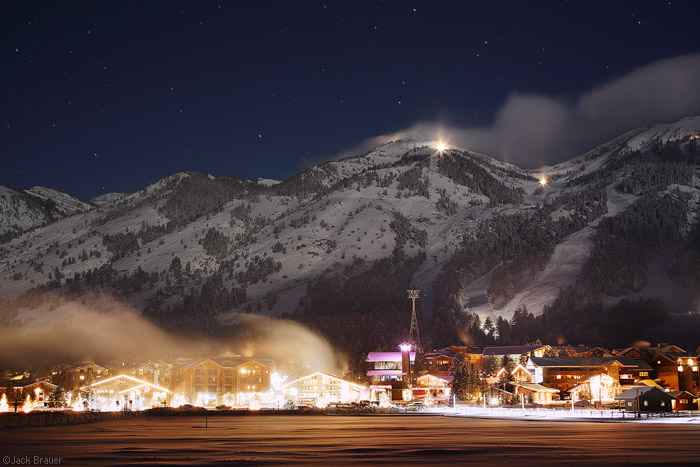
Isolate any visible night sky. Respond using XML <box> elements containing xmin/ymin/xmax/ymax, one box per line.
<box><xmin>3</xmin><ymin>1</ymin><xmax>700</xmax><ymax>200</ymax></box>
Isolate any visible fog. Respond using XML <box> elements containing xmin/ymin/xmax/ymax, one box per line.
<box><xmin>0</xmin><ymin>296</ymin><xmax>345</xmax><ymax>374</ymax></box>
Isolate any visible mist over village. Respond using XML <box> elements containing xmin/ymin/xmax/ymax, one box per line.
<box><xmin>2</xmin><ymin>1</ymin><xmax>700</xmax><ymax>465</ymax></box>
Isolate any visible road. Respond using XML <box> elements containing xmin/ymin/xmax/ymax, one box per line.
<box><xmin>2</xmin><ymin>414</ymin><xmax>700</xmax><ymax>465</ymax></box>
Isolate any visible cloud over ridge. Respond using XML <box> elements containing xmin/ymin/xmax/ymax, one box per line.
<box><xmin>324</xmin><ymin>52</ymin><xmax>700</xmax><ymax>168</ymax></box>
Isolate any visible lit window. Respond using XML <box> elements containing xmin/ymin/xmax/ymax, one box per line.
<box><xmin>643</xmin><ymin>401</ymin><xmax>648</xmax><ymax>407</ymax></box>
<box><xmin>661</xmin><ymin>402</ymin><xmax>665</xmax><ymax>407</ymax></box>
<box><xmin>556</xmin><ymin>375</ymin><xmax>562</xmax><ymax>379</ymax></box>
<box><xmin>79</xmin><ymin>375</ymin><xmax>85</xmax><ymax>381</ymax></box>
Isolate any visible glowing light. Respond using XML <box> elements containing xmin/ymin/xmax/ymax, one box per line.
<box><xmin>539</xmin><ymin>177</ymin><xmax>548</xmax><ymax>187</ymax></box>
<box><xmin>21</xmin><ymin>395</ymin><xmax>34</xmax><ymax>413</ymax></box>
<box><xmin>0</xmin><ymin>394</ymin><xmax>8</xmax><ymax>412</ymax></box>
<box><xmin>690</xmin><ymin>135</ymin><xmax>699</xmax><ymax>140</ymax></box>
<box><xmin>399</xmin><ymin>343</ymin><xmax>412</xmax><ymax>352</ymax></box>
<box><xmin>436</xmin><ymin>142</ymin><xmax>446</xmax><ymax>152</ymax></box>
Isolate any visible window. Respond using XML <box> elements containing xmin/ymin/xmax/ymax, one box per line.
<box><xmin>661</xmin><ymin>402</ymin><xmax>665</xmax><ymax>407</ymax></box>
<box><xmin>680</xmin><ymin>399</ymin><xmax>688</xmax><ymax>404</ymax></box>
<box><xmin>556</xmin><ymin>375</ymin><xmax>562</xmax><ymax>379</ymax></box>
<box><xmin>79</xmin><ymin>375</ymin><xmax>85</xmax><ymax>381</ymax></box>
<box><xmin>640</xmin><ymin>372</ymin><xmax>648</xmax><ymax>377</ymax></box>
<box><xmin>643</xmin><ymin>400</ymin><xmax>648</xmax><ymax>407</ymax></box>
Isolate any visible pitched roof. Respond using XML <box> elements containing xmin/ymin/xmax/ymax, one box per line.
<box><xmin>514</xmin><ymin>382</ymin><xmax>559</xmax><ymax>393</ymax></box>
<box><xmin>482</xmin><ymin>345</ymin><xmax>548</xmax><ymax>356</ymax></box>
<box><xmin>667</xmin><ymin>391</ymin><xmax>696</xmax><ymax>399</ymax></box>
<box><xmin>529</xmin><ymin>356</ymin><xmax>650</xmax><ymax>369</ymax></box>
<box><xmin>615</xmin><ymin>386</ymin><xmax>672</xmax><ymax>401</ymax></box>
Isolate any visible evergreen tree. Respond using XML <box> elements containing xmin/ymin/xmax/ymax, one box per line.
<box><xmin>450</xmin><ymin>353</ymin><xmax>469</xmax><ymax>400</ymax></box>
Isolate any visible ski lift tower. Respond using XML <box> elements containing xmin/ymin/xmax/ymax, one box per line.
<box><xmin>407</xmin><ymin>289</ymin><xmax>421</xmax><ymax>352</ymax></box>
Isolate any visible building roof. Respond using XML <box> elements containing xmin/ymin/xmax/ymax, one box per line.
<box><xmin>60</xmin><ymin>362</ymin><xmax>106</xmax><ymax>371</ymax></box>
<box><xmin>482</xmin><ymin>345</ymin><xmax>548</xmax><ymax>356</ymax></box>
<box><xmin>283</xmin><ymin>372</ymin><xmax>365</xmax><ymax>390</ymax></box>
<box><xmin>667</xmin><ymin>391</ymin><xmax>696</xmax><ymax>399</ymax></box>
<box><xmin>615</xmin><ymin>386</ymin><xmax>672</xmax><ymax>401</ymax></box>
<box><xmin>514</xmin><ymin>382</ymin><xmax>560</xmax><ymax>393</ymax></box>
<box><xmin>82</xmin><ymin>374</ymin><xmax>171</xmax><ymax>393</ymax></box>
<box><xmin>366</xmin><ymin>352</ymin><xmax>415</xmax><ymax>362</ymax></box>
<box><xmin>528</xmin><ymin>356</ymin><xmax>651</xmax><ymax>369</ymax></box>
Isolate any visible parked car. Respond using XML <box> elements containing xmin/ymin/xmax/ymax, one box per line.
<box><xmin>405</xmin><ymin>401</ymin><xmax>425</xmax><ymax>412</ymax></box>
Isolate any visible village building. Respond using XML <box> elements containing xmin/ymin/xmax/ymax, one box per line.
<box><xmin>615</xmin><ymin>386</ymin><xmax>673</xmax><ymax>413</ymax></box>
<box><xmin>0</xmin><ymin>381</ymin><xmax>58</xmax><ymax>408</ymax></box>
<box><xmin>283</xmin><ymin>372</ymin><xmax>365</xmax><ymax>406</ymax></box>
<box><xmin>83</xmin><ymin>374</ymin><xmax>171</xmax><ymax>411</ymax></box>
<box><xmin>616</xmin><ymin>345</ymin><xmax>699</xmax><ymax>393</ymax></box>
<box><xmin>413</xmin><ymin>374</ymin><xmax>451</xmax><ymax>401</ymax></box>
<box><xmin>178</xmin><ymin>355</ymin><xmax>272</xmax><ymax>407</ymax></box>
<box><xmin>50</xmin><ymin>363</ymin><xmax>109</xmax><ymax>392</ymax></box>
<box><xmin>527</xmin><ymin>357</ymin><xmax>651</xmax><ymax>393</ymax></box>
<box><xmin>108</xmin><ymin>359</ymin><xmax>173</xmax><ymax>388</ymax></box>
<box><xmin>668</xmin><ymin>391</ymin><xmax>698</xmax><ymax>411</ymax></box>
<box><xmin>512</xmin><ymin>382</ymin><xmax>560</xmax><ymax>405</ymax></box>
<box><xmin>568</xmin><ymin>373</ymin><xmax>621</xmax><ymax>403</ymax></box>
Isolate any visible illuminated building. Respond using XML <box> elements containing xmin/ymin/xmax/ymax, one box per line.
<box><xmin>526</xmin><ymin>357</ymin><xmax>651</xmax><ymax>392</ymax></box>
<box><xmin>107</xmin><ymin>359</ymin><xmax>173</xmax><ymax>388</ymax></box>
<box><xmin>179</xmin><ymin>356</ymin><xmax>272</xmax><ymax>407</ymax></box>
<box><xmin>283</xmin><ymin>372</ymin><xmax>365</xmax><ymax>406</ymax></box>
<box><xmin>413</xmin><ymin>374</ymin><xmax>451</xmax><ymax>401</ymax></box>
<box><xmin>568</xmin><ymin>373</ymin><xmax>620</xmax><ymax>403</ymax></box>
<box><xmin>366</xmin><ymin>349</ymin><xmax>416</xmax><ymax>400</ymax></box>
<box><xmin>83</xmin><ymin>374</ymin><xmax>171</xmax><ymax>411</ymax></box>
<box><xmin>0</xmin><ymin>381</ymin><xmax>58</xmax><ymax>409</ymax></box>
<box><xmin>50</xmin><ymin>363</ymin><xmax>108</xmax><ymax>392</ymax></box>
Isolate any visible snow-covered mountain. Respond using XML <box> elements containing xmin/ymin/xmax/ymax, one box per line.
<box><xmin>0</xmin><ymin>185</ymin><xmax>93</xmax><ymax>243</ymax></box>
<box><xmin>1</xmin><ymin>117</ymin><xmax>699</xmax><ymax>353</ymax></box>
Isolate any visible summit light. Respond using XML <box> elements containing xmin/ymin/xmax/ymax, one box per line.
<box><xmin>539</xmin><ymin>177</ymin><xmax>548</xmax><ymax>187</ymax></box>
<box><xmin>436</xmin><ymin>142</ymin><xmax>446</xmax><ymax>152</ymax></box>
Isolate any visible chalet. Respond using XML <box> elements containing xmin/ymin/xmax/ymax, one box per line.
<box><xmin>425</xmin><ymin>346</ymin><xmax>467</xmax><ymax>377</ymax></box>
<box><xmin>83</xmin><ymin>374</ymin><xmax>171</xmax><ymax>411</ymax></box>
<box><xmin>0</xmin><ymin>381</ymin><xmax>58</xmax><ymax>407</ymax></box>
<box><xmin>615</xmin><ymin>386</ymin><xmax>672</xmax><ymax>412</ymax></box>
<box><xmin>527</xmin><ymin>357</ymin><xmax>651</xmax><ymax>392</ymax></box>
<box><xmin>283</xmin><ymin>372</ymin><xmax>365</xmax><ymax>406</ymax></box>
<box><xmin>50</xmin><ymin>363</ymin><xmax>108</xmax><ymax>392</ymax></box>
<box><xmin>668</xmin><ymin>391</ymin><xmax>698</xmax><ymax>411</ymax></box>
<box><xmin>512</xmin><ymin>382</ymin><xmax>559</xmax><ymax>405</ymax></box>
<box><xmin>413</xmin><ymin>374</ymin><xmax>451</xmax><ymax>401</ymax></box>
<box><xmin>568</xmin><ymin>373</ymin><xmax>620</xmax><ymax>403</ymax></box>
<box><xmin>495</xmin><ymin>363</ymin><xmax>531</xmax><ymax>383</ymax></box>
<box><xmin>616</xmin><ymin>346</ymin><xmax>699</xmax><ymax>393</ymax></box>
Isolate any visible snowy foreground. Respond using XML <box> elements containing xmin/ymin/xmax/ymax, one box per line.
<box><xmin>425</xmin><ymin>405</ymin><xmax>700</xmax><ymax>424</ymax></box>
<box><xmin>3</xmin><ymin>414</ymin><xmax>700</xmax><ymax>465</ymax></box>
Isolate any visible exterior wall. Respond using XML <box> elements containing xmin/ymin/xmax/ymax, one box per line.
<box><xmin>286</xmin><ymin>373</ymin><xmax>362</xmax><ymax>404</ymax></box>
<box><xmin>181</xmin><ymin>360</ymin><xmax>232</xmax><ymax>406</ymax></box>
<box><xmin>542</xmin><ymin>367</ymin><xmax>605</xmax><ymax>391</ymax></box>
<box><xmin>51</xmin><ymin>364</ymin><xmax>108</xmax><ymax>392</ymax></box>
<box><xmin>235</xmin><ymin>361</ymin><xmax>271</xmax><ymax>395</ymax></box>
<box><xmin>181</xmin><ymin>360</ymin><xmax>271</xmax><ymax>406</ymax></box>
<box><xmin>426</xmin><ymin>356</ymin><xmax>453</xmax><ymax>376</ymax></box>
